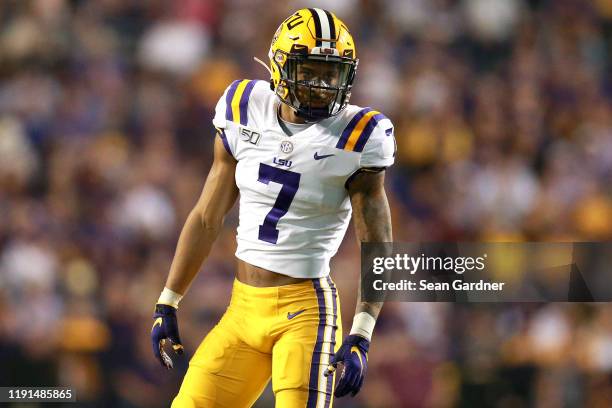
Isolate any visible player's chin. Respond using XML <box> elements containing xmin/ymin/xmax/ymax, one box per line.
<box><xmin>306</xmin><ymin>96</ymin><xmax>335</xmax><ymax>109</ymax></box>
<box><xmin>297</xmin><ymin>93</ymin><xmax>334</xmax><ymax>109</ymax></box>
<box><xmin>309</xmin><ymin>101</ymin><xmax>330</xmax><ymax>109</ymax></box>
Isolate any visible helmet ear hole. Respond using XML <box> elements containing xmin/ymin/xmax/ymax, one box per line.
<box><xmin>274</xmin><ymin>50</ymin><xmax>287</xmax><ymax>64</ymax></box>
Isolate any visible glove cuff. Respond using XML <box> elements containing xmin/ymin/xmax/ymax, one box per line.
<box><xmin>155</xmin><ymin>303</ymin><xmax>178</xmax><ymax>314</ymax></box>
<box><xmin>346</xmin><ymin>334</ymin><xmax>370</xmax><ymax>352</ymax></box>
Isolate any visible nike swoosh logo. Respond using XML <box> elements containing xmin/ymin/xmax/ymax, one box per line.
<box><xmin>351</xmin><ymin>346</ymin><xmax>365</xmax><ymax>374</ymax></box>
<box><xmin>314</xmin><ymin>152</ymin><xmax>335</xmax><ymax>160</ymax></box>
<box><xmin>152</xmin><ymin>317</ymin><xmax>162</xmax><ymax>333</ymax></box>
<box><xmin>287</xmin><ymin>309</ymin><xmax>306</xmax><ymax>319</ymax></box>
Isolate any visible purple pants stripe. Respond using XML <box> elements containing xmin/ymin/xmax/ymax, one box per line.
<box><xmin>307</xmin><ymin>278</ymin><xmax>327</xmax><ymax>408</ymax></box>
<box><xmin>324</xmin><ymin>276</ymin><xmax>338</xmax><ymax>408</ymax></box>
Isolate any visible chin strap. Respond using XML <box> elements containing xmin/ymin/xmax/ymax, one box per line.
<box><xmin>253</xmin><ymin>56</ymin><xmax>272</xmax><ymax>76</ymax></box>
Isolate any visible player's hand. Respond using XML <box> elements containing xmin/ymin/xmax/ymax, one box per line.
<box><xmin>151</xmin><ymin>304</ymin><xmax>184</xmax><ymax>369</ymax></box>
<box><xmin>324</xmin><ymin>334</ymin><xmax>369</xmax><ymax>397</ymax></box>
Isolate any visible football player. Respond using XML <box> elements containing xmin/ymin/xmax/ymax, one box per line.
<box><xmin>151</xmin><ymin>8</ymin><xmax>395</xmax><ymax>408</ymax></box>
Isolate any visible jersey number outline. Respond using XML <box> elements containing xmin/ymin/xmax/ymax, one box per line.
<box><xmin>257</xmin><ymin>163</ymin><xmax>301</xmax><ymax>244</ymax></box>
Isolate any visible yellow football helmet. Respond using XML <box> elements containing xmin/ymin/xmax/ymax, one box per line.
<box><xmin>268</xmin><ymin>8</ymin><xmax>358</xmax><ymax>121</ymax></box>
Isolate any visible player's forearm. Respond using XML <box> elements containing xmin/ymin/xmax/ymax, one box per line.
<box><xmin>354</xmin><ymin>192</ymin><xmax>390</xmax><ymax>321</ymax></box>
<box><xmin>164</xmin><ymin>209</ymin><xmax>222</xmax><ymax>296</ymax></box>
<box><xmin>349</xmin><ymin>171</ymin><xmax>392</xmax><ymax>338</ymax></box>
<box><xmin>355</xmin><ymin>289</ymin><xmax>383</xmax><ymax>317</ymax></box>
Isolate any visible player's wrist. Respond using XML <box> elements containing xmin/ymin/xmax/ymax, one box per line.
<box><xmin>349</xmin><ymin>312</ymin><xmax>376</xmax><ymax>341</ymax></box>
<box><xmin>157</xmin><ymin>287</ymin><xmax>183</xmax><ymax>309</ymax></box>
<box><xmin>155</xmin><ymin>304</ymin><xmax>178</xmax><ymax>315</ymax></box>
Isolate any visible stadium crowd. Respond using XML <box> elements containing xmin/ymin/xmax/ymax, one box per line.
<box><xmin>0</xmin><ymin>0</ymin><xmax>611</xmax><ymax>406</ymax></box>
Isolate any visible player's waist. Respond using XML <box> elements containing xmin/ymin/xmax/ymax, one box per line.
<box><xmin>235</xmin><ymin>247</ymin><xmax>332</xmax><ymax>279</ymax></box>
<box><xmin>229</xmin><ymin>277</ymin><xmax>337</xmax><ymax>312</ymax></box>
<box><xmin>236</xmin><ymin>258</ymin><xmax>310</xmax><ymax>287</ymax></box>
<box><xmin>226</xmin><ymin>276</ymin><xmax>340</xmax><ymax>336</ymax></box>
<box><xmin>231</xmin><ymin>277</ymin><xmax>315</xmax><ymax>299</ymax></box>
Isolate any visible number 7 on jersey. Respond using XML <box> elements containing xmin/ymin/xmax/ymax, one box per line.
<box><xmin>257</xmin><ymin>163</ymin><xmax>301</xmax><ymax>244</ymax></box>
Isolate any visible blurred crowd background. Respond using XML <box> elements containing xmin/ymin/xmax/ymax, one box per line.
<box><xmin>0</xmin><ymin>0</ymin><xmax>611</xmax><ymax>407</ymax></box>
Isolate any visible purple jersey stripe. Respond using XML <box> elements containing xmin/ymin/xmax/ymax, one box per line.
<box><xmin>224</xmin><ymin>80</ymin><xmax>241</xmax><ymax>122</ymax></box>
<box><xmin>353</xmin><ymin>113</ymin><xmax>386</xmax><ymax>152</ymax></box>
<box><xmin>217</xmin><ymin>129</ymin><xmax>233</xmax><ymax>157</ymax></box>
<box><xmin>238</xmin><ymin>80</ymin><xmax>256</xmax><ymax>126</ymax></box>
<box><xmin>324</xmin><ymin>276</ymin><xmax>338</xmax><ymax>407</ymax></box>
<box><xmin>307</xmin><ymin>278</ymin><xmax>327</xmax><ymax>408</ymax></box>
<box><xmin>336</xmin><ymin>107</ymin><xmax>373</xmax><ymax>149</ymax></box>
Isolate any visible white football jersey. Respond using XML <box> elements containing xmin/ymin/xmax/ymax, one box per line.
<box><xmin>212</xmin><ymin>79</ymin><xmax>395</xmax><ymax>278</ymax></box>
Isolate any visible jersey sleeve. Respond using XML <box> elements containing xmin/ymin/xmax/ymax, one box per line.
<box><xmin>336</xmin><ymin>107</ymin><xmax>396</xmax><ymax>168</ymax></box>
<box><xmin>359</xmin><ymin>116</ymin><xmax>395</xmax><ymax>168</ymax></box>
<box><xmin>212</xmin><ymin>79</ymin><xmax>260</xmax><ymax>157</ymax></box>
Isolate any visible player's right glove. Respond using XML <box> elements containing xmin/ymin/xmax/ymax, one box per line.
<box><xmin>151</xmin><ymin>304</ymin><xmax>184</xmax><ymax>369</ymax></box>
<box><xmin>324</xmin><ymin>334</ymin><xmax>370</xmax><ymax>397</ymax></box>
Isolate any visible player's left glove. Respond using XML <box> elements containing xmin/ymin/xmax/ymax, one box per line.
<box><xmin>151</xmin><ymin>304</ymin><xmax>184</xmax><ymax>369</ymax></box>
<box><xmin>324</xmin><ymin>334</ymin><xmax>370</xmax><ymax>397</ymax></box>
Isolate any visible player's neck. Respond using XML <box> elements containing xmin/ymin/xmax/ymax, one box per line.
<box><xmin>279</xmin><ymin>103</ymin><xmax>307</xmax><ymax>124</ymax></box>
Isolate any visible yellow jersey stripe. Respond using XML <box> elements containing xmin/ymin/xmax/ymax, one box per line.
<box><xmin>344</xmin><ymin>110</ymin><xmax>380</xmax><ymax>151</ymax></box>
<box><xmin>230</xmin><ymin>80</ymin><xmax>250</xmax><ymax>122</ymax></box>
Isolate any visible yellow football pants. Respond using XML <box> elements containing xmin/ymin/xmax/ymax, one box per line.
<box><xmin>172</xmin><ymin>277</ymin><xmax>342</xmax><ymax>408</ymax></box>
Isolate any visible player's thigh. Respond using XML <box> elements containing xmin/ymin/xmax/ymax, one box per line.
<box><xmin>272</xmin><ymin>331</ymin><xmax>342</xmax><ymax>408</ymax></box>
<box><xmin>172</xmin><ymin>323</ymin><xmax>272</xmax><ymax>408</ymax></box>
<box><xmin>273</xmin><ymin>278</ymin><xmax>342</xmax><ymax>408</ymax></box>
